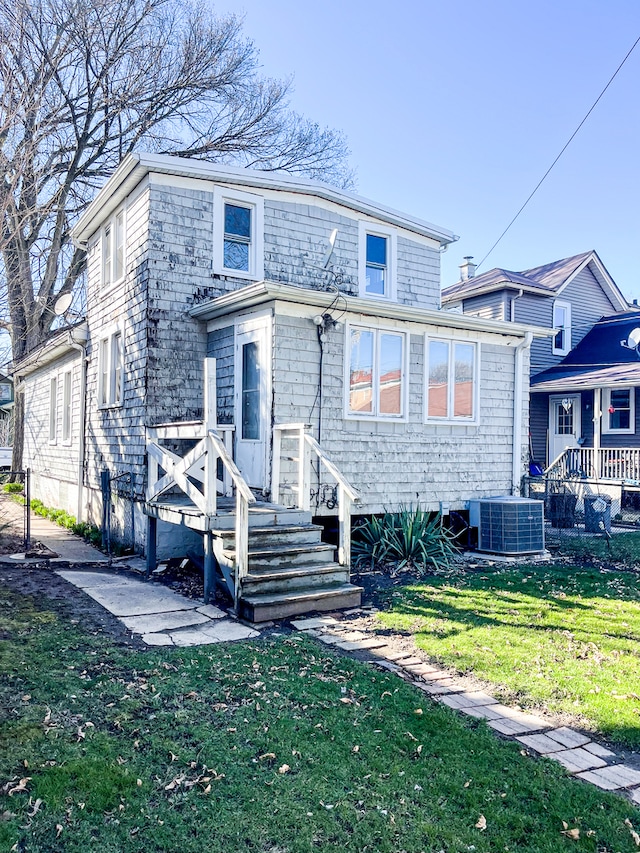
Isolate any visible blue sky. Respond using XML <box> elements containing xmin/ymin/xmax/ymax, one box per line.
<box><xmin>213</xmin><ymin>0</ymin><xmax>640</xmax><ymax>301</ymax></box>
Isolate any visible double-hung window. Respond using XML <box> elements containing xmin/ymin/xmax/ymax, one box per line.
<box><xmin>99</xmin><ymin>330</ymin><xmax>124</xmax><ymax>408</ymax></box>
<box><xmin>49</xmin><ymin>377</ymin><xmax>57</xmax><ymax>443</ymax></box>
<box><xmin>213</xmin><ymin>188</ymin><xmax>264</xmax><ymax>280</ymax></box>
<box><xmin>102</xmin><ymin>208</ymin><xmax>125</xmax><ymax>289</ymax></box>
<box><xmin>358</xmin><ymin>222</ymin><xmax>396</xmax><ymax>299</ymax></box>
<box><xmin>603</xmin><ymin>388</ymin><xmax>634</xmax><ymax>434</ymax></box>
<box><xmin>347</xmin><ymin>325</ymin><xmax>406</xmax><ymax>419</ymax></box>
<box><xmin>62</xmin><ymin>371</ymin><xmax>72</xmax><ymax>444</ymax></box>
<box><xmin>552</xmin><ymin>300</ymin><xmax>571</xmax><ymax>355</ymax></box>
<box><xmin>426</xmin><ymin>337</ymin><xmax>478</xmax><ymax>422</ymax></box>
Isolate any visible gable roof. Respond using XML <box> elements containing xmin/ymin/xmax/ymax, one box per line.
<box><xmin>72</xmin><ymin>152</ymin><xmax>458</xmax><ymax>248</ymax></box>
<box><xmin>441</xmin><ymin>250</ymin><xmax>628</xmax><ymax>312</ymax></box>
<box><xmin>530</xmin><ymin>310</ymin><xmax>640</xmax><ymax>392</ymax></box>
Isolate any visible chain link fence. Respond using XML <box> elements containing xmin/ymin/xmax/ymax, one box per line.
<box><xmin>523</xmin><ymin>473</ymin><xmax>639</xmax><ymax>546</ymax></box>
<box><xmin>0</xmin><ymin>470</ymin><xmax>31</xmax><ymax>550</ymax></box>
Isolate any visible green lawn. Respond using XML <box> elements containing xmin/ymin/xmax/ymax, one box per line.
<box><xmin>377</xmin><ymin>563</ymin><xmax>640</xmax><ymax>748</ymax></box>
<box><xmin>2</xmin><ymin>585</ymin><xmax>640</xmax><ymax>851</ymax></box>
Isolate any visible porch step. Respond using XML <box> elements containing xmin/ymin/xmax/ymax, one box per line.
<box><xmin>230</xmin><ymin>542</ymin><xmax>336</xmax><ymax>570</ymax></box>
<box><xmin>239</xmin><ymin>583</ymin><xmax>363</xmax><ymax>624</ymax></box>
<box><xmin>210</xmin><ymin>504</ymin><xmax>313</xmax><ymax>532</ymax></box>
<box><xmin>243</xmin><ymin>563</ymin><xmax>350</xmax><ymax>594</ymax></box>
<box><xmin>218</xmin><ymin>524</ymin><xmax>324</xmax><ymax>548</ymax></box>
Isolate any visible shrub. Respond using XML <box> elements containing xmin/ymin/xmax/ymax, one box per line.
<box><xmin>2</xmin><ymin>482</ymin><xmax>23</xmax><ymax>493</ymax></box>
<box><xmin>353</xmin><ymin>504</ymin><xmax>459</xmax><ymax>575</ymax></box>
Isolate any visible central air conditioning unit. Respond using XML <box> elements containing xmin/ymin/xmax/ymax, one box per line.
<box><xmin>469</xmin><ymin>496</ymin><xmax>545</xmax><ymax>556</ymax></box>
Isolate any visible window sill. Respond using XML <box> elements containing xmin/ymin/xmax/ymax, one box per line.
<box><xmin>215</xmin><ymin>267</ymin><xmax>261</xmax><ymax>281</ymax></box>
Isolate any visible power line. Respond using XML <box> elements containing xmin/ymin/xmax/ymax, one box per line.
<box><xmin>476</xmin><ymin>34</ymin><xmax>640</xmax><ymax>272</ymax></box>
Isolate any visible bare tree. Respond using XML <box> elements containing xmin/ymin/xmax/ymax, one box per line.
<box><xmin>0</xmin><ymin>0</ymin><xmax>352</xmax><ymax>468</ymax></box>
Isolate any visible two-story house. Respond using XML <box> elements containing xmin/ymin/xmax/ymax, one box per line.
<box><xmin>15</xmin><ymin>153</ymin><xmax>546</xmax><ymax>619</ymax></box>
<box><xmin>442</xmin><ymin>251</ymin><xmax>640</xmax><ymax>484</ymax></box>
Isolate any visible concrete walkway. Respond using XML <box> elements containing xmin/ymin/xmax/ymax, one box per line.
<box><xmin>1</xmin><ymin>498</ymin><xmax>259</xmax><ymax>646</ymax></box>
<box><xmin>291</xmin><ymin>615</ymin><xmax>640</xmax><ymax>805</ymax></box>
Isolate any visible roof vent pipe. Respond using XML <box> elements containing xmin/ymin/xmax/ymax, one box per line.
<box><xmin>459</xmin><ymin>256</ymin><xmax>477</xmax><ymax>281</ymax></box>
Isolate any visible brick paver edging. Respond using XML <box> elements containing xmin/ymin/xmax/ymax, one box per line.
<box><xmin>291</xmin><ymin>615</ymin><xmax>640</xmax><ymax>806</ymax></box>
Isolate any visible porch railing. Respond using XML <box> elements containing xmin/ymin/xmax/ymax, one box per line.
<box><xmin>146</xmin><ymin>420</ymin><xmax>254</xmax><ymax>609</ymax></box>
<box><xmin>546</xmin><ymin>447</ymin><xmax>640</xmax><ymax>482</ymax></box>
<box><xmin>271</xmin><ymin>423</ymin><xmax>360</xmax><ymax>570</ymax></box>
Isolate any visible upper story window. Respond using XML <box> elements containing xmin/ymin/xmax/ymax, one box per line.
<box><xmin>99</xmin><ymin>329</ymin><xmax>124</xmax><ymax>408</ymax></box>
<box><xmin>552</xmin><ymin>300</ymin><xmax>571</xmax><ymax>355</ymax></box>
<box><xmin>603</xmin><ymin>388</ymin><xmax>634</xmax><ymax>434</ymax></box>
<box><xmin>425</xmin><ymin>337</ymin><xmax>478</xmax><ymax>423</ymax></box>
<box><xmin>213</xmin><ymin>187</ymin><xmax>264</xmax><ymax>281</ymax></box>
<box><xmin>102</xmin><ymin>208</ymin><xmax>125</xmax><ymax>290</ymax></box>
<box><xmin>358</xmin><ymin>222</ymin><xmax>397</xmax><ymax>300</ymax></box>
<box><xmin>346</xmin><ymin>324</ymin><xmax>406</xmax><ymax>420</ymax></box>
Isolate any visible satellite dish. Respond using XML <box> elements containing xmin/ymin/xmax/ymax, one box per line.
<box><xmin>53</xmin><ymin>292</ymin><xmax>73</xmax><ymax>316</ymax></box>
<box><xmin>321</xmin><ymin>228</ymin><xmax>338</xmax><ymax>269</ymax></box>
<box><xmin>627</xmin><ymin>328</ymin><xmax>640</xmax><ymax>349</ymax></box>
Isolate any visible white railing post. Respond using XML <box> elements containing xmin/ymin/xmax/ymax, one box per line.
<box><xmin>272</xmin><ymin>426</ymin><xmax>282</xmax><ymax>505</ymax></box>
<box><xmin>337</xmin><ymin>483</ymin><xmax>351</xmax><ymax>572</ymax></box>
<box><xmin>204</xmin><ymin>357</ymin><xmax>217</xmax><ymax>432</ymax></box>
<box><xmin>204</xmin><ymin>433</ymin><xmax>217</xmax><ymax>516</ymax></box>
<box><xmin>300</xmin><ymin>426</ymin><xmax>311</xmax><ymax>511</ymax></box>
<box><xmin>234</xmin><ymin>490</ymin><xmax>249</xmax><ymax>612</ymax></box>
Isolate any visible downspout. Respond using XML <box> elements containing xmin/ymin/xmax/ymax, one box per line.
<box><xmin>512</xmin><ymin>332</ymin><xmax>533</xmax><ymax>495</ymax></box>
<box><xmin>68</xmin><ymin>330</ymin><xmax>88</xmax><ymax>523</ymax></box>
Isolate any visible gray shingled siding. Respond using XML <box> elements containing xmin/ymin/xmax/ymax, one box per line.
<box><xmin>271</xmin><ymin>312</ymin><xmax>523</xmax><ymax>515</ymax></box>
<box><xmin>529</xmin><ymin>393</ymin><xmax>549</xmax><ymax>465</ymax></box>
<box><xmin>207</xmin><ymin>326</ymin><xmax>235</xmax><ymax>424</ymax></box>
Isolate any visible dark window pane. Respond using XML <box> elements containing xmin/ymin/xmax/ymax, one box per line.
<box><xmin>366</xmin><ymin>234</ymin><xmax>386</xmax><ymax>266</ymax></box>
<box><xmin>225</xmin><ymin>203</ymin><xmax>251</xmax><ymax>238</ymax></box>
<box><xmin>242</xmin><ymin>342</ymin><xmax>260</xmax><ymax>440</ymax></box>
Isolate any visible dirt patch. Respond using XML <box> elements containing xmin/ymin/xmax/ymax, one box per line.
<box><xmin>0</xmin><ymin>561</ymin><xmax>147</xmax><ymax>650</ymax></box>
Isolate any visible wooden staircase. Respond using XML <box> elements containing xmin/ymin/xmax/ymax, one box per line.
<box><xmin>210</xmin><ymin>503</ymin><xmax>363</xmax><ymax>623</ymax></box>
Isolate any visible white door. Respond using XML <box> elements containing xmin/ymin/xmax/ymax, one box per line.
<box><xmin>548</xmin><ymin>395</ymin><xmax>581</xmax><ymax>464</ymax></box>
<box><xmin>234</xmin><ymin>316</ymin><xmax>271</xmax><ymax>489</ymax></box>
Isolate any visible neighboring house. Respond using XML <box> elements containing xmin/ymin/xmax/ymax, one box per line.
<box><xmin>0</xmin><ymin>372</ymin><xmax>14</xmax><ymax>448</ymax></box>
<box><xmin>15</xmin><ymin>153</ymin><xmax>546</xmax><ymax>618</ymax></box>
<box><xmin>441</xmin><ymin>251</ymin><xmax>633</xmax><ymax>469</ymax></box>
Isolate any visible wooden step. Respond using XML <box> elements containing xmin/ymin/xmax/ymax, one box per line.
<box><xmin>234</xmin><ymin>542</ymin><xmax>336</xmax><ymax>570</ymax></box>
<box><xmin>243</xmin><ymin>562</ymin><xmax>349</xmax><ymax>594</ymax></box>
<box><xmin>239</xmin><ymin>583</ymin><xmax>363</xmax><ymax>623</ymax></box>
<box><xmin>218</xmin><ymin>524</ymin><xmax>324</xmax><ymax>548</ymax></box>
<box><xmin>209</xmin><ymin>506</ymin><xmax>312</xmax><ymax>532</ymax></box>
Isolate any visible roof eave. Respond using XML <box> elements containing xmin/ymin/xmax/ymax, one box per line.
<box><xmin>72</xmin><ymin>152</ymin><xmax>459</xmax><ymax>247</ymax></box>
<box><xmin>190</xmin><ymin>280</ymin><xmax>552</xmax><ymax>338</ymax></box>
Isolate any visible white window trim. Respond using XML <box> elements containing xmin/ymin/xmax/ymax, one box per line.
<box><xmin>62</xmin><ymin>370</ymin><xmax>72</xmax><ymax>445</ymax></box>
<box><xmin>213</xmin><ymin>187</ymin><xmax>264</xmax><ymax>281</ymax></box>
<box><xmin>49</xmin><ymin>376</ymin><xmax>57</xmax><ymax>444</ymax></box>
<box><xmin>344</xmin><ymin>322</ymin><xmax>408</xmax><ymax>422</ymax></box>
<box><xmin>358</xmin><ymin>221</ymin><xmax>397</xmax><ymax>301</ymax></box>
<box><xmin>98</xmin><ymin>325</ymin><xmax>124</xmax><ymax>409</ymax></box>
<box><xmin>424</xmin><ymin>335</ymin><xmax>480</xmax><ymax>425</ymax></box>
<box><xmin>552</xmin><ymin>299</ymin><xmax>571</xmax><ymax>356</ymax></box>
<box><xmin>602</xmin><ymin>387</ymin><xmax>635</xmax><ymax>435</ymax></box>
<box><xmin>101</xmin><ymin>205</ymin><xmax>126</xmax><ymax>292</ymax></box>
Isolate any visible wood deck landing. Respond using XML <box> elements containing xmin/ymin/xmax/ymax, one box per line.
<box><xmin>144</xmin><ymin>495</ymin><xmax>309</xmax><ymax>533</ymax></box>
